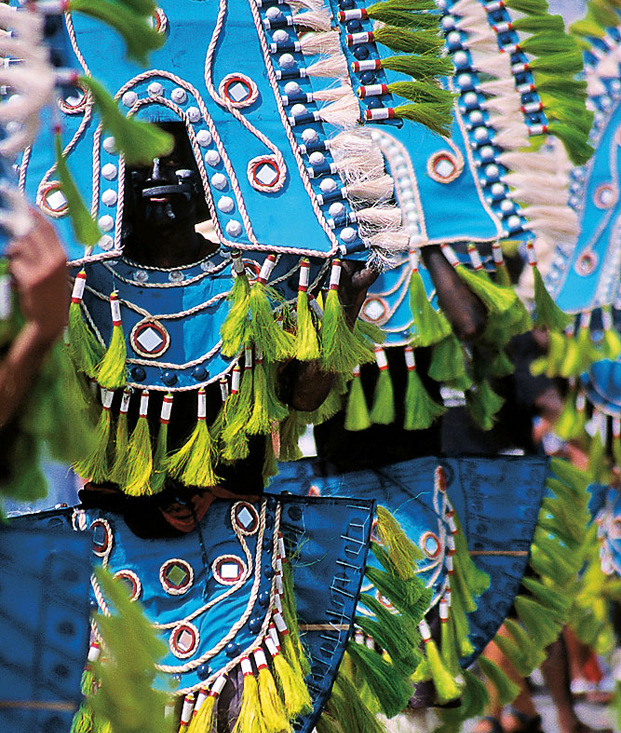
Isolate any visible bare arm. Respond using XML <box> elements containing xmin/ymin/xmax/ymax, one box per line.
<box><xmin>280</xmin><ymin>260</ymin><xmax>378</xmax><ymax>412</ymax></box>
<box><xmin>0</xmin><ymin>211</ymin><xmax>68</xmax><ymax>428</ymax></box>
<box><xmin>421</xmin><ymin>245</ymin><xmax>488</xmax><ymax>341</ymax></box>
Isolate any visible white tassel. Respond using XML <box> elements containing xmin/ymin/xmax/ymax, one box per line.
<box><xmin>505</xmin><ymin>178</ymin><xmax>569</xmax><ymax>206</ymax></box>
<box><xmin>528</xmin><ymin>214</ymin><xmax>579</xmax><ymax>236</ymax></box>
<box><xmin>482</xmin><ymin>95</ymin><xmax>521</xmax><ymax>117</ymax></box>
<box><xmin>451</xmin><ymin>0</ymin><xmax>481</xmax><ymax>17</ymax></box>
<box><xmin>311</xmin><ymin>84</ymin><xmax>353</xmax><ymax>102</ymax></box>
<box><xmin>288</xmin><ymin>0</ymin><xmax>328</xmax><ymax>10</ymax></box>
<box><xmin>306</xmin><ymin>54</ymin><xmax>348</xmax><ymax>78</ymax></box>
<box><xmin>300</xmin><ymin>31</ymin><xmax>342</xmax><ymax>55</ymax></box>
<box><xmin>367</xmin><ymin>230</ymin><xmax>410</xmax><ymax>251</ymax></box>
<box><xmin>456</xmin><ymin>14</ymin><xmax>489</xmax><ymax>32</ymax></box>
<box><xmin>292</xmin><ymin>9</ymin><xmax>333</xmax><ymax>31</ymax></box>
<box><xmin>596</xmin><ymin>53</ymin><xmax>619</xmax><ymax>78</ymax></box>
<box><xmin>586</xmin><ymin>73</ymin><xmax>607</xmax><ymax>97</ymax></box>
<box><xmin>317</xmin><ymin>94</ymin><xmax>360</xmax><ymax>128</ymax></box>
<box><xmin>329</xmin><ymin>129</ymin><xmax>376</xmax><ymax>157</ymax></box>
<box><xmin>356</xmin><ymin>206</ymin><xmax>403</xmax><ymax>229</ymax></box>
<box><xmin>346</xmin><ymin>174</ymin><xmax>394</xmax><ymax>203</ymax></box>
<box><xmin>465</xmin><ymin>29</ymin><xmax>499</xmax><ymax>53</ymax></box>
<box><xmin>499</xmin><ymin>151</ymin><xmax>561</xmax><ymax>174</ymax></box>
<box><xmin>479</xmin><ymin>79</ymin><xmax>516</xmax><ymax>96</ymax></box>
<box><xmin>493</xmin><ymin>124</ymin><xmax>530</xmax><ymax>149</ymax></box>
<box><xmin>472</xmin><ymin>52</ymin><xmax>511</xmax><ymax>79</ymax></box>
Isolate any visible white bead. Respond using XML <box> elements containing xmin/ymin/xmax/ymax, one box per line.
<box><xmin>266</xmin><ymin>6</ymin><xmax>282</xmax><ymax>18</ymax></box>
<box><xmin>273</xmin><ymin>29</ymin><xmax>290</xmax><ymax>42</ymax></box>
<box><xmin>284</xmin><ymin>81</ymin><xmax>301</xmax><ymax>95</ymax></box>
<box><xmin>171</xmin><ymin>87</ymin><xmax>187</xmax><ymax>104</ymax></box>
<box><xmin>205</xmin><ymin>150</ymin><xmax>221</xmax><ymax>166</ymax></box>
<box><xmin>99</xmin><ymin>234</ymin><xmax>114</xmax><ymax>250</ymax></box>
<box><xmin>211</xmin><ymin>173</ymin><xmax>228</xmax><ymax>190</ymax></box>
<box><xmin>196</xmin><ymin>129</ymin><xmax>212</xmax><ymax>147</ymax></box>
<box><xmin>491</xmin><ymin>183</ymin><xmax>504</xmax><ymax>196</ymax></box>
<box><xmin>103</xmin><ymin>136</ymin><xmax>117</xmax><ymax>154</ymax></box>
<box><xmin>469</xmin><ymin>110</ymin><xmax>483</xmax><ymax>125</ymax></box>
<box><xmin>319</xmin><ymin>177</ymin><xmax>337</xmax><ymax>192</ymax></box>
<box><xmin>463</xmin><ymin>92</ymin><xmax>478</xmax><ymax>106</ymax></box>
<box><xmin>309</xmin><ymin>151</ymin><xmax>325</xmax><ymax>165</ymax></box>
<box><xmin>279</xmin><ymin>53</ymin><xmax>296</xmax><ymax>69</ymax></box>
<box><xmin>340</xmin><ymin>226</ymin><xmax>356</xmax><ymax>243</ymax></box>
<box><xmin>329</xmin><ymin>202</ymin><xmax>345</xmax><ymax>216</ymax></box>
<box><xmin>148</xmin><ymin>82</ymin><xmax>164</xmax><ymax>97</ymax></box>
<box><xmin>122</xmin><ymin>91</ymin><xmax>138</xmax><ymax>107</ymax></box>
<box><xmin>218</xmin><ymin>196</ymin><xmax>235</xmax><ymax>213</ymax></box>
<box><xmin>102</xmin><ymin>189</ymin><xmax>118</xmax><ymax>206</ymax></box>
<box><xmin>301</xmin><ymin>128</ymin><xmax>318</xmax><ymax>143</ymax></box>
<box><xmin>226</xmin><ymin>220</ymin><xmax>242</xmax><ymax>237</ymax></box>
<box><xmin>485</xmin><ymin>164</ymin><xmax>499</xmax><ymax>178</ymax></box>
<box><xmin>507</xmin><ymin>215</ymin><xmax>521</xmax><ymax>229</ymax></box>
<box><xmin>291</xmin><ymin>103</ymin><xmax>307</xmax><ymax>116</ymax></box>
<box><xmin>102</xmin><ymin>163</ymin><xmax>118</xmax><ymax>180</ymax></box>
<box><xmin>480</xmin><ymin>145</ymin><xmax>494</xmax><ymax>160</ymax></box>
<box><xmin>473</xmin><ymin>127</ymin><xmax>488</xmax><ymax>141</ymax></box>
<box><xmin>187</xmin><ymin>106</ymin><xmax>201</xmax><ymax>123</ymax></box>
<box><xmin>453</xmin><ymin>51</ymin><xmax>468</xmax><ymax>67</ymax></box>
<box><xmin>98</xmin><ymin>215</ymin><xmax>115</xmax><ymax>232</ymax></box>
<box><xmin>500</xmin><ymin>199</ymin><xmax>513</xmax><ymax>213</ymax></box>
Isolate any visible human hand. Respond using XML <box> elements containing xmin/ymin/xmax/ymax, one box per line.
<box><xmin>338</xmin><ymin>259</ymin><xmax>378</xmax><ymax>326</ymax></box>
<box><xmin>6</xmin><ymin>208</ymin><xmax>68</xmax><ymax>346</ymax></box>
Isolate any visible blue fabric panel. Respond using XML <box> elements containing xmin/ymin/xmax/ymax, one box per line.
<box><xmin>0</xmin><ymin>519</ymin><xmax>91</xmax><ymax>731</ymax></box>
<box><xmin>582</xmin><ymin>359</ymin><xmax>621</xmax><ymax>417</ymax></box>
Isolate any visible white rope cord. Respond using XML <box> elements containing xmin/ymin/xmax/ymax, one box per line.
<box><xmin>100</xmin><ymin>258</ymin><xmax>230</xmax><ymax>288</ymax></box>
<box><xmin>158</xmin><ymin>499</ymin><xmax>270</xmax><ymax>673</ymax></box>
<box><xmin>203</xmin><ymin>0</ymin><xmax>287</xmax><ymax>174</ymax></box>
<box><xmin>175</xmin><ymin>500</ymin><xmax>283</xmax><ymax>695</ymax></box>
<box><xmin>127</xmin><ymin>340</ymin><xmax>224</xmax><ymax>371</ymax></box>
<box><xmin>153</xmin><ymin>513</ymin><xmax>254</xmax><ymax>631</ymax></box>
<box><xmin>17</xmin><ymin>145</ymin><xmax>30</xmax><ymax>194</ymax></box>
<box><xmin>245</xmin><ymin>0</ymin><xmax>341</xmax><ymax>255</ymax></box>
<box><xmin>64</xmin><ymin>11</ymin><xmax>91</xmax><ymax>78</ymax></box>
<box><xmin>82</xmin><ymin>282</ymin><xmax>229</xmax><ymax>320</ymax></box>
<box><xmin>121</xmin><ymin>248</ymin><xmax>222</xmax><ymax>272</ymax></box>
<box><xmin>113</xmin><ymin>70</ymin><xmax>260</xmax><ymax>247</ymax></box>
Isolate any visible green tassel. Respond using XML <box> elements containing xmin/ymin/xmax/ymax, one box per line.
<box><xmin>519</xmin><ymin>31</ymin><xmax>580</xmax><ymax>55</ymax></box>
<box><xmin>529</xmin><ymin>51</ymin><xmax>585</xmax><ymax>74</ymax></box>
<box><xmin>505</xmin><ymin>0</ymin><xmax>550</xmax><ymax>15</ymax></box>
<box><xmin>54</xmin><ymin>133</ymin><xmax>101</xmax><ymax>246</ymax></box>
<box><xmin>601</xmin><ymin>307</ymin><xmax>621</xmax><ymax>360</ymax></box>
<box><xmin>528</xmin><ymin>248</ymin><xmax>572</xmax><ymax>331</ymax></box>
<box><xmin>534</xmin><ymin>74</ymin><xmax>588</xmax><ymax>98</ymax></box>
<box><xmin>505</xmin><ymin>618</ymin><xmax>546</xmax><ymax>672</ymax></box>
<box><xmin>233</xmin><ymin>670</ymin><xmax>265</xmax><ymax>733</ymax></box>
<box><xmin>380</xmin><ymin>54</ymin><xmax>454</xmax><ymax>79</ymax></box>
<box><xmin>375</xmin><ymin>504</ymin><xmax>422</xmax><ymax>576</ymax></box>
<box><xmin>555</xmin><ymin>391</ymin><xmax>587</xmax><ymax>442</ymax></box>
<box><xmin>271</xmin><ymin>647</ymin><xmax>311</xmax><ymax>718</ymax></box>
<box><xmin>295</xmin><ymin>261</ymin><xmax>320</xmax><ymax>361</ymax></box>
<box><xmin>281</xmin><ymin>563</ymin><xmax>311</xmax><ymax>677</ymax></box>
<box><xmin>345</xmin><ymin>642</ymin><xmax>414</xmax><ymax>717</ymax></box>
<box><xmin>369</xmin><ymin>349</ymin><xmax>395</xmax><ymax>425</ymax></box>
<box><xmin>367</xmin><ymin>6</ymin><xmax>440</xmax><ymax>27</ymax></box>
<box><xmin>514</xmin><ymin>595</ymin><xmax>562</xmax><ymax>648</ymax></box>
<box><xmin>440</xmin><ymin>600</ymin><xmax>461</xmax><ymax>678</ymax></box>
<box><xmin>247</xmin><ymin>353</ymin><xmax>288</xmax><ymax>435</ymax></box>
<box><xmin>79</xmin><ymin>76</ymin><xmax>173</xmax><ymax>165</ymax></box>
<box><xmin>326</xmin><ymin>672</ymin><xmax>384</xmax><ymax>733</ymax></box>
<box><xmin>372</xmin><ymin>26</ymin><xmax>444</xmax><ymax>55</ymax></box>
<box><xmin>96</xmin><ymin>291</ymin><xmax>127</xmax><ymax>390</ymax></box>
<box><xmin>221</xmin><ymin>254</ymin><xmax>252</xmax><ymax>357</ymax></box>
<box><xmin>67</xmin><ymin>271</ymin><xmax>105</xmax><ymax>376</ymax></box>
<box><xmin>355</xmin><ymin>319</ymin><xmax>386</xmax><ymax>347</ymax></box>
<box><xmin>419</xmin><ymin>620</ymin><xmax>461</xmax><ymax>704</ymax></box>
<box><xmin>366</xmin><ymin>551</ymin><xmax>432</xmax><ymax>620</ymax></box>
<box><xmin>257</xmin><ymin>663</ymin><xmax>289</xmax><ymax>733</ymax></box>
<box><xmin>520</xmin><ymin>576</ymin><xmax>571</xmax><ymax>617</ymax></box>
<box><xmin>513</xmin><ymin>14</ymin><xmax>565</xmax><ymax>31</ymax></box>
<box><xmin>221</xmin><ymin>362</ymin><xmax>252</xmax><ymax>462</ymax></box>
<box><xmin>322</xmin><ymin>262</ymin><xmax>373</xmax><ymax>373</ymax></box>
<box><xmin>248</xmin><ymin>255</ymin><xmax>294</xmax><ymax>362</ymax></box>
<box><xmin>72</xmin><ymin>0</ymin><xmax>165</xmax><ymax>65</ymax></box>
<box><xmin>452</xmin><ymin>260</ymin><xmax>517</xmax><ymax>316</ymax></box>
<box><xmin>429</xmin><ymin>335</ymin><xmax>466</xmax><ymax>382</ymax></box>
<box><xmin>151</xmin><ymin>394</ymin><xmax>172</xmax><ymax>494</ymax></box>
<box><xmin>187</xmin><ymin>694</ymin><xmax>217</xmax><ymax>733</ymax></box>
<box><xmin>409</xmin><ymin>261</ymin><xmax>451</xmax><ymax>347</ymax></box>
<box><xmin>122</xmin><ymin>390</ymin><xmax>153</xmax><ymax>496</ymax></box>
<box><xmin>391</xmin><ymin>103</ymin><xmax>452</xmax><ymax>136</ymax></box>
<box><xmin>262</xmin><ymin>435</ymin><xmax>279</xmax><ymax>486</ymax></box>
<box><xmin>109</xmin><ymin>389</ymin><xmax>131</xmax><ymax>486</ymax></box>
<box><xmin>387</xmin><ymin>81</ymin><xmax>454</xmax><ymax>106</ymax></box>
<box><xmin>478</xmin><ymin>656</ymin><xmax>519</xmax><ymax>707</ymax></box>
<box><xmin>403</xmin><ymin>347</ymin><xmax>446</xmax><ymax>430</ymax></box>
<box><xmin>369</xmin><ymin>0</ymin><xmax>437</xmax><ymax>11</ymax></box>
<box><xmin>166</xmin><ymin>388</ymin><xmax>219</xmax><ymax>488</ymax></box>
<box><xmin>571</xmin><ymin>16</ymin><xmax>607</xmax><ymax>38</ymax></box>
<box><xmin>344</xmin><ymin>366</ymin><xmax>371</xmax><ymax>431</ymax></box>
<box><xmin>73</xmin><ymin>390</ymin><xmax>114</xmax><ymax>483</ymax></box>
<box><xmin>547</xmin><ymin>122</ymin><xmax>594</xmax><ymax>166</ymax></box>
<box><xmin>356</xmin><ymin>594</ymin><xmax>421</xmax><ymax>675</ymax></box>
<box><xmin>449</xmin><ymin>584</ymin><xmax>475</xmax><ymax>657</ymax></box>
<box><xmin>453</xmin><ymin>514</ymin><xmax>490</xmax><ymax>596</ymax></box>
<box><xmin>467</xmin><ymin>379</ymin><xmax>505</xmax><ymax>431</ymax></box>
<box><xmin>279</xmin><ymin>412</ymin><xmax>305</xmax><ymax>462</ymax></box>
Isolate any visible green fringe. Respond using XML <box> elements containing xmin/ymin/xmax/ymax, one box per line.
<box><xmin>344</xmin><ymin>369</ymin><xmax>371</xmax><ymax>431</ymax></box>
<box><xmin>67</xmin><ymin>299</ymin><xmax>105</xmax><ymax>377</ymax></box>
<box><xmin>73</xmin><ymin>402</ymin><xmax>113</xmax><ymax>484</ymax></box>
<box><xmin>369</xmin><ymin>365</ymin><xmax>395</xmax><ymax>425</ymax></box>
<box><xmin>372</xmin><ymin>26</ymin><xmax>444</xmax><ymax>55</ymax></box>
<box><xmin>72</xmin><ymin>0</ymin><xmax>165</xmax><ymax>65</ymax></box>
<box><xmin>520</xmin><ymin>31</ymin><xmax>580</xmax><ymax>55</ymax></box>
<box><xmin>247</xmin><ymin>358</ymin><xmax>289</xmax><ymax>435</ymax></box>
<box><xmin>392</xmin><ymin>103</ymin><xmax>452</xmax><ymax>137</ymax></box>
<box><xmin>387</xmin><ymin>81</ymin><xmax>454</xmax><ymax>106</ymax></box>
<box><xmin>478</xmin><ymin>656</ymin><xmax>520</xmax><ymax>707</ymax></box>
<box><xmin>547</xmin><ymin>122</ymin><xmax>594</xmax><ymax>166</ymax></box>
<box><xmin>151</xmin><ymin>420</ymin><xmax>168</xmax><ymax>494</ymax></box>
<box><xmin>166</xmin><ymin>420</ymin><xmax>219</xmax><ymax>488</ymax></box>
<box><xmin>248</xmin><ymin>283</ymin><xmax>295</xmax><ymax>362</ymax></box>
<box><xmin>532</xmin><ymin>265</ymin><xmax>572</xmax><ymax>331</ymax></box>
<box><xmin>368</xmin><ymin>7</ymin><xmax>439</xmax><ymax>28</ymax></box>
<box><xmin>454</xmin><ymin>265</ymin><xmax>517</xmax><ymax>315</ymax></box>
<box><xmin>505</xmin><ymin>0</ymin><xmax>550</xmax><ymax>15</ymax></box>
<box><xmin>279</xmin><ymin>412</ymin><xmax>305</xmax><ymax>462</ymax></box>
<box><xmin>514</xmin><ymin>595</ymin><xmax>562</xmax><ymax>648</ymax></box>
<box><xmin>530</xmin><ymin>51</ymin><xmax>585</xmax><ymax>74</ymax></box>
<box><xmin>55</xmin><ymin>134</ymin><xmax>101</xmax><ymax>246</ymax></box>
<box><xmin>325</xmin><ymin>672</ymin><xmax>384</xmax><ymax>733</ymax></box>
<box><xmin>409</xmin><ymin>268</ymin><xmax>451</xmax><ymax>347</ymax></box>
<box><xmin>123</xmin><ymin>413</ymin><xmax>153</xmax><ymax>496</ymax></box>
<box><xmin>109</xmin><ymin>408</ymin><xmax>129</xmax><ymax>486</ymax></box>
<box><xmin>513</xmin><ymin>14</ymin><xmax>565</xmax><ymax>31</ymax></box>
<box><xmin>381</xmin><ymin>54</ymin><xmax>454</xmax><ymax>79</ymax></box>
<box><xmin>79</xmin><ymin>76</ymin><xmax>173</xmax><ymax>165</ymax></box>
<box><xmin>375</xmin><ymin>504</ymin><xmax>422</xmax><ymax>576</ymax></box>
<box><xmin>404</xmin><ymin>364</ymin><xmax>446</xmax><ymax>430</ymax></box>
<box><xmin>429</xmin><ymin>335</ymin><xmax>466</xmax><ymax>382</ymax></box>
<box><xmin>296</xmin><ymin>290</ymin><xmax>320</xmax><ymax>361</ymax></box>
<box><xmin>322</xmin><ymin>289</ymin><xmax>373</xmax><ymax>373</ymax></box>
<box><xmin>221</xmin><ymin>369</ymin><xmax>253</xmax><ymax>462</ymax></box>
<box><xmin>467</xmin><ymin>379</ymin><xmax>505</xmax><ymax>431</ymax></box>
<box><xmin>221</xmin><ymin>268</ymin><xmax>251</xmax><ymax>357</ymax></box>
<box><xmin>262</xmin><ymin>435</ymin><xmax>279</xmax><ymax>486</ymax></box>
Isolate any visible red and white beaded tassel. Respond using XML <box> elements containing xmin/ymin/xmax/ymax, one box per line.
<box><xmin>73</xmin><ymin>387</ymin><xmax>114</xmax><ymax>482</ymax></box>
<box><xmin>439</xmin><ymin>596</ymin><xmax>461</xmax><ymax>678</ymax></box>
<box><xmin>254</xmin><ymin>646</ymin><xmax>288</xmax><ymax>733</ymax></box>
<box><xmin>369</xmin><ymin>345</ymin><xmax>394</xmax><ymax>425</ymax></box>
<box><xmin>526</xmin><ymin>242</ymin><xmax>571</xmax><ymax>332</ymax></box>
<box><xmin>152</xmin><ymin>392</ymin><xmax>174</xmax><ymax>493</ymax></box>
<box><xmin>418</xmin><ymin>617</ymin><xmax>460</xmax><ymax>703</ymax></box>
<box><xmin>344</xmin><ymin>364</ymin><xmax>371</xmax><ymax>431</ymax></box>
<box><xmin>186</xmin><ymin>675</ymin><xmax>227</xmax><ymax>733</ymax></box>
<box><xmin>221</xmin><ymin>248</ymin><xmax>251</xmax><ymax>356</ymax></box>
<box><xmin>67</xmin><ymin>269</ymin><xmax>104</xmax><ymax>375</ymax></box>
<box><xmin>177</xmin><ymin>692</ymin><xmax>196</xmax><ymax>733</ymax></box>
<box><xmin>110</xmin><ymin>388</ymin><xmax>132</xmax><ymax>485</ymax></box>
<box><xmin>296</xmin><ymin>257</ymin><xmax>320</xmax><ymax>360</ymax></box>
<box><xmin>235</xmin><ymin>657</ymin><xmax>262</xmax><ymax>733</ymax></box>
<box><xmin>124</xmin><ymin>389</ymin><xmax>153</xmax><ymax>496</ymax></box>
<box><xmin>96</xmin><ymin>290</ymin><xmax>127</xmax><ymax>389</ymax></box>
<box><xmin>249</xmin><ymin>254</ymin><xmax>294</xmax><ymax>362</ymax></box>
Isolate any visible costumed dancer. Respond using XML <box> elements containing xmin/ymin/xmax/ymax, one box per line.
<box><xmin>1</xmin><ymin>1</ymin><xmax>475</xmax><ymax>732</ymax></box>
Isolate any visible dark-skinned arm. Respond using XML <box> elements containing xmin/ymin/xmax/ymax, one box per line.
<box><xmin>279</xmin><ymin>260</ymin><xmax>378</xmax><ymax>412</ymax></box>
<box><xmin>420</xmin><ymin>245</ymin><xmax>487</xmax><ymax>341</ymax></box>
<box><xmin>0</xmin><ymin>210</ymin><xmax>68</xmax><ymax>429</ymax></box>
